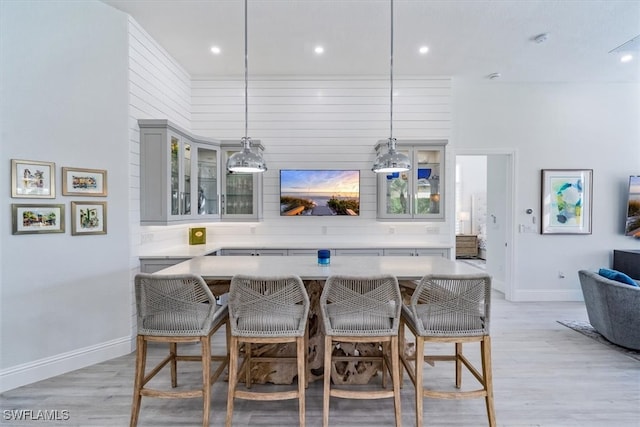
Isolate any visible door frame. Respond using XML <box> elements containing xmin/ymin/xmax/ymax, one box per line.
<box><xmin>455</xmin><ymin>148</ymin><xmax>516</xmax><ymax>301</ymax></box>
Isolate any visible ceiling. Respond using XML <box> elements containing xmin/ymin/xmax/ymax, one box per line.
<box><xmin>102</xmin><ymin>0</ymin><xmax>640</xmax><ymax>83</ymax></box>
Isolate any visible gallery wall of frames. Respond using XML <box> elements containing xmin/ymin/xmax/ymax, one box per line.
<box><xmin>10</xmin><ymin>159</ymin><xmax>108</xmax><ymax>236</ymax></box>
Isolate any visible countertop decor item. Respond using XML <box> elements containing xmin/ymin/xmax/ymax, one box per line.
<box><xmin>189</xmin><ymin>227</ymin><xmax>206</xmax><ymax>245</ymax></box>
<box><xmin>317</xmin><ymin>249</ymin><xmax>330</xmax><ymax>265</ymax></box>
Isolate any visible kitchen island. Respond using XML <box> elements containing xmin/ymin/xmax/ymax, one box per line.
<box><xmin>156</xmin><ymin>255</ymin><xmax>486</xmax><ymax>385</ymax></box>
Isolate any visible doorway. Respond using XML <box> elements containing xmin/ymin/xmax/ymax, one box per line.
<box><xmin>455</xmin><ymin>151</ymin><xmax>515</xmax><ymax>300</ymax></box>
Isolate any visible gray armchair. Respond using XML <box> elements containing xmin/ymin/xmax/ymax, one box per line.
<box><xmin>578</xmin><ymin>270</ymin><xmax>640</xmax><ymax>351</ymax></box>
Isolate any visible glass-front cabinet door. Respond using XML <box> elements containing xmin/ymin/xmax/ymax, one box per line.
<box><xmin>377</xmin><ymin>141</ymin><xmax>446</xmax><ymax>220</ymax></box>
<box><xmin>414</xmin><ymin>148</ymin><xmax>442</xmax><ymax>218</ymax></box>
<box><xmin>168</xmin><ymin>135</ymin><xmax>221</xmax><ymax>222</ymax></box>
<box><xmin>224</xmin><ymin>172</ymin><xmax>254</xmax><ymax>215</ymax></box>
<box><xmin>169</xmin><ymin>134</ymin><xmax>192</xmax><ymax>217</ymax></box>
<box><xmin>221</xmin><ymin>141</ymin><xmax>264</xmax><ymax>221</ymax></box>
<box><xmin>196</xmin><ymin>146</ymin><xmax>219</xmax><ymax>216</ymax></box>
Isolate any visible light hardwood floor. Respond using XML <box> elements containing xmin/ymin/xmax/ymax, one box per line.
<box><xmin>1</xmin><ymin>291</ymin><xmax>639</xmax><ymax>427</ymax></box>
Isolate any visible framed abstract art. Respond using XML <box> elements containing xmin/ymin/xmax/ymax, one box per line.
<box><xmin>541</xmin><ymin>169</ymin><xmax>593</xmax><ymax>235</ymax></box>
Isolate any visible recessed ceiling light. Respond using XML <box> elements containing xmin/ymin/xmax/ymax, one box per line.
<box><xmin>621</xmin><ymin>54</ymin><xmax>633</xmax><ymax>63</ymax></box>
<box><xmin>419</xmin><ymin>46</ymin><xmax>429</xmax><ymax>54</ymax></box>
<box><xmin>210</xmin><ymin>46</ymin><xmax>221</xmax><ymax>54</ymax></box>
<box><xmin>314</xmin><ymin>46</ymin><xmax>324</xmax><ymax>54</ymax></box>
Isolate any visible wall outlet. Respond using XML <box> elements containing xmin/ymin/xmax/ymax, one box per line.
<box><xmin>321</xmin><ymin>226</ymin><xmax>327</xmax><ymax>235</ymax></box>
<box><xmin>425</xmin><ymin>226</ymin><xmax>439</xmax><ymax>235</ymax></box>
<box><xmin>141</xmin><ymin>233</ymin><xmax>154</xmax><ymax>244</ymax></box>
<box><xmin>389</xmin><ymin>226</ymin><xmax>395</xmax><ymax>234</ymax></box>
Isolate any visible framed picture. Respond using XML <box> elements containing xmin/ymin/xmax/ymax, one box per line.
<box><xmin>11</xmin><ymin>159</ymin><xmax>55</xmax><ymax>198</ymax></box>
<box><xmin>541</xmin><ymin>169</ymin><xmax>593</xmax><ymax>234</ymax></box>
<box><xmin>62</xmin><ymin>167</ymin><xmax>107</xmax><ymax>196</ymax></box>
<box><xmin>12</xmin><ymin>204</ymin><xmax>65</xmax><ymax>234</ymax></box>
<box><xmin>71</xmin><ymin>201</ymin><xmax>107</xmax><ymax>236</ymax></box>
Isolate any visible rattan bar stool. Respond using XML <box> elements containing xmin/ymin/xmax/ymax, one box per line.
<box><xmin>399</xmin><ymin>273</ymin><xmax>495</xmax><ymax>427</ymax></box>
<box><xmin>130</xmin><ymin>273</ymin><xmax>229</xmax><ymax>427</ymax></box>
<box><xmin>226</xmin><ymin>274</ymin><xmax>310</xmax><ymax>427</ymax></box>
<box><xmin>320</xmin><ymin>274</ymin><xmax>403</xmax><ymax>427</ymax></box>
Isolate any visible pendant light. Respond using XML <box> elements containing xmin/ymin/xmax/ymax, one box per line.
<box><xmin>372</xmin><ymin>0</ymin><xmax>411</xmax><ymax>173</ymax></box>
<box><xmin>227</xmin><ymin>0</ymin><xmax>267</xmax><ymax>173</ymax></box>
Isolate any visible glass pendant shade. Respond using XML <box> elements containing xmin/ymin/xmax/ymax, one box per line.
<box><xmin>372</xmin><ymin>138</ymin><xmax>411</xmax><ymax>173</ymax></box>
<box><xmin>227</xmin><ymin>137</ymin><xmax>266</xmax><ymax>173</ymax></box>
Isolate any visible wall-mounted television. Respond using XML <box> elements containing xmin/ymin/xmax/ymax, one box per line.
<box><xmin>625</xmin><ymin>175</ymin><xmax>640</xmax><ymax>237</ymax></box>
<box><xmin>280</xmin><ymin>170</ymin><xmax>360</xmax><ymax>216</ymax></box>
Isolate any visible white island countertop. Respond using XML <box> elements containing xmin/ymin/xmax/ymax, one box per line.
<box><xmin>139</xmin><ymin>241</ymin><xmax>453</xmax><ymax>259</ymax></box>
<box><xmin>154</xmin><ymin>255</ymin><xmax>483</xmax><ymax>281</ymax></box>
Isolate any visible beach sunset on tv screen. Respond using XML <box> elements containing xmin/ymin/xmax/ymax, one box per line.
<box><xmin>280</xmin><ymin>170</ymin><xmax>360</xmax><ymax>216</ymax></box>
<box><xmin>625</xmin><ymin>175</ymin><xmax>640</xmax><ymax>237</ymax></box>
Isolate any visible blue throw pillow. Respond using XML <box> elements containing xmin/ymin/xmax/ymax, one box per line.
<box><xmin>598</xmin><ymin>268</ymin><xmax>639</xmax><ymax>287</ymax></box>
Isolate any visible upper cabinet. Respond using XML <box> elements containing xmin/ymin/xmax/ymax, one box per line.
<box><xmin>221</xmin><ymin>141</ymin><xmax>264</xmax><ymax>221</ymax></box>
<box><xmin>376</xmin><ymin>140</ymin><xmax>447</xmax><ymax>220</ymax></box>
<box><xmin>139</xmin><ymin>120</ymin><xmax>221</xmax><ymax>225</ymax></box>
<box><xmin>139</xmin><ymin>120</ymin><xmax>264</xmax><ymax>225</ymax></box>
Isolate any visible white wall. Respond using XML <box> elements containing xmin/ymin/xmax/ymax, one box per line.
<box><xmin>0</xmin><ymin>1</ymin><xmax>131</xmax><ymax>391</ymax></box>
<box><xmin>453</xmin><ymin>81</ymin><xmax>640</xmax><ymax>300</ymax></box>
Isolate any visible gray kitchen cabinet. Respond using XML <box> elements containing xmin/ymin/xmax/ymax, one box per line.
<box><xmin>376</xmin><ymin>140</ymin><xmax>447</xmax><ymax>221</ymax></box>
<box><xmin>139</xmin><ymin>119</ymin><xmax>221</xmax><ymax>225</ymax></box>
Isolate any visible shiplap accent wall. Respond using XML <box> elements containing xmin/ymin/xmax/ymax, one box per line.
<box><xmin>128</xmin><ymin>15</ymin><xmax>192</xmax><ymax>246</ymax></box>
<box><xmin>127</xmin><ymin>16</ymin><xmax>192</xmax><ymax>338</ymax></box>
<box><xmin>190</xmin><ymin>77</ymin><xmax>454</xmax><ymax>246</ymax></box>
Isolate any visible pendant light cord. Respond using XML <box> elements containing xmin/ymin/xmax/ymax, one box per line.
<box><xmin>389</xmin><ymin>0</ymin><xmax>394</xmax><ymax>143</ymax></box>
<box><xmin>244</xmin><ymin>0</ymin><xmax>249</xmax><ymax>142</ymax></box>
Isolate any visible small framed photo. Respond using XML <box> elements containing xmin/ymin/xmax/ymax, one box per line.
<box><xmin>12</xmin><ymin>204</ymin><xmax>65</xmax><ymax>234</ymax></box>
<box><xmin>11</xmin><ymin>159</ymin><xmax>56</xmax><ymax>198</ymax></box>
<box><xmin>62</xmin><ymin>167</ymin><xmax>107</xmax><ymax>196</ymax></box>
<box><xmin>71</xmin><ymin>201</ymin><xmax>107</xmax><ymax>236</ymax></box>
<box><xmin>541</xmin><ymin>169</ymin><xmax>593</xmax><ymax>235</ymax></box>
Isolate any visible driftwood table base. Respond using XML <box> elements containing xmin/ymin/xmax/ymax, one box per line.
<box><xmin>207</xmin><ymin>279</ymin><xmax>415</xmax><ymax>385</ymax></box>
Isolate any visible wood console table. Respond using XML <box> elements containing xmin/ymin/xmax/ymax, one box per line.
<box><xmin>456</xmin><ymin>234</ymin><xmax>478</xmax><ymax>258</ymax></box>
<box><xmin>156</xmin><ymin>255</ymin><xmax>486</xmax><ymax>385</ymax></box>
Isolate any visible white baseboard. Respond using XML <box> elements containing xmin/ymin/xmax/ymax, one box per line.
<box><xmin>0</xmin><ymin>336</ymin><xmax>133</xmax><ymax>393</ymax></box>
